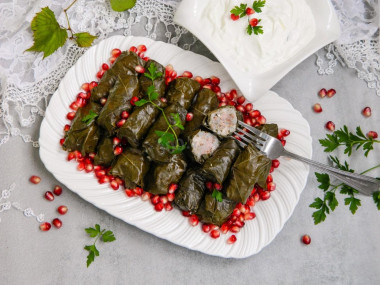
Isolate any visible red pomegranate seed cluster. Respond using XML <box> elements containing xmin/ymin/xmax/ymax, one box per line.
<box><xmin>61</xmin><ymin>44</ymin><xmax>291</xmax><ymax>244</ymax></box>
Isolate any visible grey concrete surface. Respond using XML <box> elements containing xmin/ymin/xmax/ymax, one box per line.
<box><xmin>1</xmin><ymin>45</ymin><xmax>380</xmax><ymax>284</ymax></box>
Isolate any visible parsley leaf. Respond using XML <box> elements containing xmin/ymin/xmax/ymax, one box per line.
<box><xmin>373</xmin><ymin>191</ymin><xmax>380</xmax><ymax>210</ymax></box>
<box><xmin>252</xmin><ymin>25</ymin><xmax>264</xmax><ymax>35</ymax></box>
<box><xmin>171</xmin><ymin>113</ymin><xmax>185</xmax><ymax>130</ymax></box>
<box><xmin>84</xmin><ymin>224</ymin><xmax>116</xmax><ymax>267</ymax></box>
<box><xmin>82</xmin><ymin>110</ymin><xmax>98</xmax><ymax>124</ymax></box>
<box><xmin>230</xmin><ymin>4</ymin><xmax>248</xmax><ymax>18</ymax></box>
<box><xmin>212</xmin><ymin>190</ymin><xmax>223</xmax><ymax>202</ymax></box>
<box><xmin>110</xmin><ymin>0</ymin><xmax>136</xmax><ymax>12</ymax></box>
<box><xmin>26</xmin><ymin>7</ymin><xmax>68</xmax><ymax>58</ymax></box>
<box><xmin>344</xmin><ymin>196</ymin><xmax>361</xmax><ymax>214</ymax></box>
<box><xmin>135</xmin><ymin>99</ymin><xmax>148</xmax><ymax>107</ymax></box>
<box><xmin>252</xmin><ymin>0</ymin><xmax>266</xmax><ymax>13</ymax></box>
<box><xmin>74</xmin><ymin>32</ymin><xmax>97</xmax><ymax>48</ymax></box>
<box><xmin>315</xmin><ymin>172</ymin><xmax>330</xmax><ymax>191</ymax></box>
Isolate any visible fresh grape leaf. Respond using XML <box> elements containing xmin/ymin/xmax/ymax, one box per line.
<box><xmin>344</xmin><ymin>197</ymin><xmax>361</xmax><ymax>214</ymax></box>
<box><xmin>110</xmin><ymin>0</ymin><xmax>136</xmax><ymax>12</ymax></box>
<box><xmin>315</xmin><ymin>172</ymin><xmax>330</xmax><ymax>191</ymax></box>
<box><xmin>252</xmin><ymin>0</ymin><xmax>266</xmax><ymax>13</ymax></box>
<box><xmin>82</xmin><ymin>110</ymin><xmax>98</xmax><ymax>124</ymax></box>
<box><xmin>212</xmin><ymin>189</ymin><xmax>223</xmax><ymax>202</ymax></box>
<box><xmin>26</xmin><ymin>7</ymin><xmax>68</xmax><ymax>58</ymax></box>
<box><xmin>74</xmin><ymin>32</ymin><xmax>97</xmax><ymax>47</ymax></box>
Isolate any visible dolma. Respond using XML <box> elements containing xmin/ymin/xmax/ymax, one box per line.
<box><xmin>142</xmin><ymin>103</ymin><xmax>187</xmax><ymax>163</ymax></box>
<box><xmin>200</xmin><ymin>138</ymin><xmax>241</xmax><ymax>184</ymax></box>
<box><xmin>204</xmin><ymin>106</ymin><xmax>243</xmax><ymax>137</ymax></box>
<box><xmin>91</xmin><ymin>51</ymin><xmax>144</xmax><ymax>102</ymax></box>
<box><xmin>62</xmin><ymin>101</ymin><xmax>102</xmax><ymax>155</ymax></box>
<box><xmin>145</xmin><ymin>154</ymin><xmax>187</xmax><ymax>195</ymax></box>
<box><xmin>109</xmin><ymin>148</ymin><xmax>150</xmax><ymax>189</ymax></box>
<box><xmin>139</xmin><ymin>60</ymin><xmax>166</xmax><ymax>98</ymax></box>
<box><xmin>257</xmin><ymin>123</ymin><xmax>279</xmax><ymax>138</ymax></box>
<box><xmin>166</xmin><ymin>77</ymin><xmax>201</xmax><ymax>110</ymax></box>
<box><xmin>97</xmin><ymin>75</ymin><xmax>140</xmax><ymax>135</ymax></box>
<box><xmin>116</xmin><ymin>99</ymin><xmax>167</xmax><ymax>148</ymax></box>
<box><xmin>225</xmin><ymin>144</ymin><xmax>271</xmax><ymax>204</ymax></box>
<box><xmin>174</xmin><ymin>169</ymin><xmax>206</xmax><ymax>213</ymax></box>
<box><xmin>196</xmin><ymin>194</ymin><xmax>237</xmax><ymax>226</ymax></box>
<box><xmin>187</xmin><ymin>130</ymin><xmax>220</xmax><ymax>165</ymax></box>
<box><xmin>93</xmin><ymin>137</ymin><xmax>115</xmax><ymax>167</ymax></box>
<box><xmin>183</xmin><ymin>88</ymin><xmax>218</xmax><ymax>139</ymax></box>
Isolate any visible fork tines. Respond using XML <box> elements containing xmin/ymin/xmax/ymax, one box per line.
<box><xmin>232</xmin><ymin>120</ymin><xmax>269</xmax><ymax>149</ymax></box>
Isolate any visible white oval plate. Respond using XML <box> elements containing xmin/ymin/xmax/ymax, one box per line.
<box><xmin>39</xmin><ymin>35</ymin><xmax>312</xmax><ymax>258</ymax></box>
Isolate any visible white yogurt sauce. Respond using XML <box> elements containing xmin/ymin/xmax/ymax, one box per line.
<box><xmin>200</xmin><ymin>0</ymin><xmax>316</xmax><ymax>73</ymax></box>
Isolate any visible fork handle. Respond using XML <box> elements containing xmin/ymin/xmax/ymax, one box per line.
<box><xmin>283</xmin><ymin>150</ymin><xmax>380</xmax><ymax>196</ymax></box>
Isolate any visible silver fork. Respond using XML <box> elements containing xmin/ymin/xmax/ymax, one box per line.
<box><xmin>233</xmin><ymin>121</ymin><xmax>380</xmax><ymax>196</ymax></box>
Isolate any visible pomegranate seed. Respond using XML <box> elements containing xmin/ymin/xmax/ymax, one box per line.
<box><xmin>111</xmin><ymin>48</ymin><xmax>121</xmax><ymax>57</ymax></box>
<box><xmin>267</xmin><ymin>182</ymin><xmax>276</xmax><ymax>191</ymax></box>
<box><xmin>85</xmin><ymin>163</ymin><xmax>94</xmax><ymax>173</ymax></box>
<box><xmin>249</xmin><ymin>18</ymin><xmax>259</xmax><ymax>27</ymax></box>
<box><xmin>110</xmin><ymin>180</ymin><xmax>119</xmax><ymax>190</ymax></box>
<box><xmin>237</xmin><ymin>96</ymin><xmax>245</xmax><ymax>105</ymax></box>
<box><xmin>52</xmin><ymin>218</ymin><xmax>62</xmax><ymax>229</ymax></box>
<box><xmin>325</xmin><ymin>121</ymin><xmax>335</xmax><ymax>131</ymax></box>
<box><xmin>236</xmin><ymin>105</ymin><xmax>245</xmax><ymax>113</ymax></box>
<box><xmin>141</xmin><ymin>192</ymin><xmax>151</xmax><ymax>201</ymax></box>
<box><xmin>362</xmin><ymin>107</ymin><xmax>372</xmax><ymax>117</ymax></box>
<box><xmin>318</xmin><ymin>88</ymin><xmax>327</xmax><ymax>98</ymax></box>
<box><xmin>245</xmin><ymin>103</ymin><xmax>253</xmax><ymax>112</ymax></box>
<box><xmin>116</xmin><ymin>119</ymin><xmax>126</xmax><ymax>128</ymax></box>
<box><xmin>302</xmin><ymin>234</ymin><xmax>311</xmax><ymax>245</ymax></box>
<box><xmin>186</xmin><ymin>112</ymin><xmax>194</xmax><ymax>121</ymax></box>
<box><xmin>220</xmin><ymin>224</ymin><xmax>229</xmax><ymax>234</ymax></box>
<box><xmin>125</xmin><ymin>189</ymin><xmax>134</xmax><ymax>197</ymax></box>
<box><xmin>165</xmin><ymin>202</ymin><xmax>173</xmax><ymax>211</ymax></box>
<box><xmin>134</xmin><ymin>187</ymin><xmax>143</xmax><ymax>196</ymax></box>
<box><xmin>203</xmin><ymin>84</ymin><xmax>212</xmax><ymax>90</ymax></box>
<box><xmin>367</xmin><ymin>131</ymin><xmax>378</xmax><ymax>139</ymax></box>
<box><xmin>109</xmin><ymin>57</ymin><xmax>116</xmax><ymax>64</ymax></box>
<box><xmin>89</xmin><ymin>81</ymin><xmax>98</xmax><ymax>90</ymax></box>
<box><xmin>151</xmin><ymin>195</ymin><xmax>160</xmax><ymax>205</ymax></box>
<box><xmin>30</xmin><ymin>175</ymin><xmax>41</xmax><ymax>184</ymax></box>
<box><xmin>96</xmin><ymin>70</ymin><xmax>105</xmax><ymax>79</ymax></box>
<box><xmin>205</xmin><ymin>181</ymin><xmax>213</xmax><ymax>191</ymax></box>
<box><xmin>212</xmin><ymin>85</ymin><xmax>221</xmax><ymax>93</ymax></box>
<box><xmin>78</xmin><ymin>92</ymin><xmax>88</xmax><ymax>99</ymax></box>
<box><xmin>95</xmin><ymin>170</ymin><xmax>106</xmax><ymax>178</ymax></box>
<box><xmin>211</xmin><ymin>76</ymin><xmax>220</xmax><ymax>85</ymax></box>
<box><xmin>213</xmin><ymin>183</ymin><xmax>222</xmax><ymax>191</ymax></box>
<box><xmin>168</xmin><ymin>183</ymin><xmax>178</xmax><ymax>193</ymax></box>
<box><xmin>244</xmin><ymin>117</ymin><xmax>253</xmax><ymax>126</ymax></box>
<box><xmin>230</xmin><ymin>226</ymin><xmax>240</xmax><ymax>233</ymax></box>
<box><xmin>230</xmin><ymin>14</ymin><xmax>239</xmax><ymax>21</ymax></box>
<box><xmin>260</xmin><ymin>191</ymin><xmax>271</xmax><ymax>200</ymax></box>
<box><xmin>130</xmin><ymin>96</ymin><xmax>139</xmax><ymax>106</ymax></box>
<box><xmin>202</xmin><ymin>224</ymin><xmax>211</xmax><ymax>233</ymax></box>
<box><xmin>280</xmin><ymin>129</ymin><xmax>290</xmax><ymax>137</ymax></box>
<box><xmin>69</xmin><ymin>102</ymin><xmax>79</xmax><ymax>111</ymax></box>
<box><xmin>155</xmin><ymin>202</ymin><xmax>164</xmax><ymax>212</ymax></box>
<box><xmin>266</xmin><ymin>174</ymin><xmax>273</xmax><ymax>183</ymax></box>
<box><xmin>182</xmin><ymin>211</ymin><xmax>190</xmax><ymax>217</ymax></box>
<box><xmin>235</xmin><ymin>220</ymin><xmax>244</xmax><ymax>228</ymax></box>
<box><xmin>135</xmin><ymin>65</ymin><xmax>145</xmax><ymax>74</ymax></box>
<box><xmin>99</xmin><ymin>175</ymin><xmax>112</xmax><ymax>184</ymax></box>
<box><xmin>249</xmin><ymin>110</ymin><xmax>260</xmax><ymax>118</ymax></box>
<box><xmin>63</xmin><ymin>124</ymin><xmax>70</xmax><ymax>132</ymax></box>
<box><xmin>313</xmin><ymin>103</ymin><xmax>322</xmax><ymax>113</ymax></box>
<box><xmin>53</xmin><ymin>185</ymin><xmax>62</xmax><ymax>196</ymax></box>
<box><xmin>114</xmin><ymin>146</ymin><xmax>123</xmax><ymax>155</ymax></box>
<box><xmin>67</xmin><ymin>112</ymin><xmax>76</xmax><ymax>120</ymax></box>
<box><xmin>81</xmin><ymin>83</ymin><xmax>90</xmax><ymax>91</ymax></box>
<box><xmin>227</xmin><ymin>235</ymin><xmax>237</xmax><ymax>244</ymax></box>
<box><xmin>160</xmin><ymin>195</ymin><xmax>168</xmax><ymax>204</ymax></box>
<box><xmin>167</xmin><ymin>193</ymin><xmax>175</xmax><ymax>202</ymax></box>
<box><xmin>327</xmin><ymin>89</ymin><xmax>336</xmax><ymax>98</ymax></box>
<box><xmin>182</xmin><ymin>71</ymin><xmax>193</xmax><ymax>78</ymax></box>
<box><xmin>44</xmin><ymin>191</ymin><xmax>54</xmax><ymax>201</ymax></box>
<box><xmin>246</xmin><ymin>197</ymin><xmax>255</xmax><ymax>207</ymax></box>
<box><xmin>88</xmin><ymin>152</ymin><xmax>96</xmax><ymax>160</ymax></box>
<box><xmin>219</xmin><ymin>102</ymin><xmax>227</xmax><ymax>107</ymax></box>
<box><xmin>210</xmin><ymin>230</ymin><xmax>220</xmax><ymax>239</ymax></box>
<box><xmin>257</xmin><ymin>115</ymin><xmax>266</xmax><ymax>125</ymax></box>
<box><xmin>39</xmin><ymin>222</ymin><xmax>51</xmax><ymax>231</ymax></box>
<box><xmin>67</xmin><ymin>152</ymin><xmax>75</xmax><ymax>161</ymax></box>
<box><xmin>137</xmin><ymin>45</ymin><xmax>147</xmax><ymax>53</ymax></box>
<box><xmin>218</xmin><ymin>96</ymin><xmax>227</xmax><ymax>103</ymax></box>
<box><xmin>57</xmin><ymin>205</ymin><xmax>68</xmax><ymax>215</ymax></box>
<box><xmin>77</xmin><ymin>162</ymin><xmax>85</xmax><ymax>171</ymax></box>
<box><xmin>245</xmin><ymin>212</ymin><xmax>256</xmax><ymax>220</ymax></box>
<box><xmin>111</xmin><ymin>137</ymin><xmax>120</xmax><ymax>146</ymax></box>
<box><xmin>100</xmin><ymin>97</ymin><xmax>107</xmax><ymax>106</ymax></box>
<box><xmin>253</xmin><ymin>192</ymin><xmax>260</xmax><ymax>202</ymax></box>
<box><xmin>246</xmin><ymin>7</ymin><xmax>254</xmax><ymax>15</ymax></box>
<box><xmin>160</xmin><ymin>97</ymin><xmax>167</xmax><ymax>103</ymax></box>
<box><xmin>272</xmin><ymin>159</ymin><xmax>280</xmax><ymax>168</ymax></box>
<box><xmin>194</xmin><ymin>76</ymin><xmax>204</xmax><ymax>85</ymax></box>
<box><xmin>59</xmin><ymin>138</ymin><xmax>65</xmax><ymax>145</ymax></box>
<box><xmin>102</xmin><ymin>63</ymin><xmax>109</xmax><ymax>71</ymax></box>
<box><xmin>189</xmin><ymin>215</ymin><xmax>199</xmax><ymax>226</ymax></box>
<box><xmin>129</xmin><ymin>46</ymin><xmax>137</xmax><ymax>52</ymax></box>
<box><xmin>120</xmin><ymin>111</ymin><xmax>130</xmax><ymax>119</ymax></box>
<box><xmin>93</xmin><ymin>165</ymin><xmax>102</xmax><ymax>171</ymax></box>
<box><xmin>281</xmin><ymin>140</ymin><xmax>286</xmax><ymax>146</ymax></box>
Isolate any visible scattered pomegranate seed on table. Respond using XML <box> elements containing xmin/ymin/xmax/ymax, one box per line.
<box><xmin>57</xmin><ymin>205</ymin><xmax>68</xmax><ymax>215</ymax></box>
<box><xmin>367</xmin><ymin>131</ymin><xmax>378</xmax><ymax>139</ymax></box>
<box><xmin>362</xmin><ymin>107</ymin><xmax>372</xmax><ymax>117</ymax></box>
<box><xmin>313</xmin><ymin>103</ymin><xmax>322</xmax><ymax>113</ymax></box>
<box><xmin>53</xmin><ymin>186</ymin><xmax>62</xmax><ymax>196</ymax></box>
<box><xmin>44</xmin><ymin>191</ymin><xmax>55</xmax><ymax>201</ymax></box>
<box><xmin>326</xmin><ymin>89</ymin><xmax>336</xmax><ymax>97</ymax></box>
<box><xmin>30</xmin><ymin>175</ymin><xmax>41</xmax><ymax>184</ymax></box>
<box><xmin>302</xmin><ymin>234</ymin><xmax>311</xmax><ymax>245</ymax></box>
<box><xmin>318</xmin><ymin>88</ymin><xmax>327</xmax><ymax>98</ymax></box>
<box><xmin>325</xmin><ymin>121</ymin><xmax>335</xmax><ymax>131</ymax></box>
<box><xmin>52</xmin><ymin>218</ymin><xmax>62</xmax><ymax>229</ymax></box>
<box><xmin>39</xmin><ymin>222</ymin><xmax>52</xmax><ymax>231</ymax></box>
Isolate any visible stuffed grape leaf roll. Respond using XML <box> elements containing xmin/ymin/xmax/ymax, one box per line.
<box><xmin>142</xmin><ymin>103</ymin><xmax>187</xmax><ymax>163</ymax></box>
<box><xmin>174</xmin><ymin>169</ymin><xmax>206</xmax><ymax>213</ymax></box>
<box><xmin>109</xmin><ymin>148</ymin><xmax>150</xmax><ymax>189</ymax></box>
<box><xmin>196</xmin><ymin>194</ymin><xmax>237</xmax><ymax>226</ymax></box>
<box><xmin>91</xmin><ymin>51</ymin><xmax>144</xmax><ymax>102</ymax></box>
<box><xmin>116</xmin><ymin>99</ymin><xmax>167</xmax><ymax>148</ymax></box>
<box><xmin>145</xmin><ymin>154</ymin><xmax>187</xmax><ymax>195</ymax></box>
<box><xmin>62</xmin><ymin>101</ymin><xmax>102</xmax><ymax>156</ymax></box>
<box><xmin>97</xmin><ymin>75</ymin><xmax>140</xmax><ymax>135</ymax></box>
<box><xmin>183</xmin><ymin>88</ymin><xmax>218</xmax><ymax>139</ymax></box>
<box><xmin>200</xmin><ymin>138</ymin><xmax>241</xmax><ymax>184</ymax></box>
<box><xmin>257</xmin><ymin>123</ymin><xmax>279</xmax><ymax>138</ymax></box>
<box><xmin>203</xmin><ymin>106</ymin><xmax>243</xmax><ymax>137</ymax></box>
<box><xmin>93</xmin><ymin>136</ymin><xmax>115</xmax><ymax>167</ymax></box>
<box><xmin>166</xmin><ymin>77</ymin><xmax>201</xmax><ymax>110</ymax></box>
<box><xmin>225</xmin><ymin>144</ymin><xmax>271</xmax><ymax>204</ymax></box>
<box><xmin>187</xmin><ymin>130</ymin><xmax>220</xmax><ymax>165</ymax></box>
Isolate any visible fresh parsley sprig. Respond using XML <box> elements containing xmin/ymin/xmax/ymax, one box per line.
<box><xmin>230</xmin><ymin>1</ymin><xmax>266</xmax><ymax>36</ymax></box>
<box><xmin>319</xmin><ymin>125</ymin><xmax>380</xmax><ymax>157</ymax></box>
<box><xmin>81</xmin><ymin>110</ymin><xmax>98</xmax><ymax>124</ymax></box>
<box><xmin>84</xmin><ymin>224</ymin><xmax>116</xmax><ymax>267</ymax></box>
<box><xmin>310</xmin><ymin>155</ymin><xmax>380</xmax><ymax>225</ymax></box>
<box><xmin>135</xmin><ymin>63</ymin><xmax>186</xmax><ymax>154</ymax></box>
<box><xmin>231</xmin><ymin>3</ymin><xmax>248</xmax><ymax>18</ymax></box>
<box><xmin>212</xmin><ymin>189</ymin><xmax>223</xmax><ymax>202</ymax></box>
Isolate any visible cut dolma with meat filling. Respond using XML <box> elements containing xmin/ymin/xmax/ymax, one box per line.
<box><xmin>139</xmin><ymin>60</ymin><xmax>166</xmax><ymax>98</ymax></box>
<box><xmin>166</xmin><ymin>77</ymin><xmax>201</xmax><ymax>110</ymax></box>
<box><xmin>97</xmin><ymin>75</ymin><xmax>140</xmax><ymax>135</ymax></box>
<box><xmin>204</xmin><ymin>106</ymin><xmax>243</xmax><ymax>137</ymax></box>
<box><xmin>196</xmin><ymin>194</ymin><xmax>237</xmax><ymax>227</ymax></box>
<box><xmin>145</xmin><ymin>154</ymin><xmax>187</xmax><ymax>195</ymax></box>
<box><xmin>62</xmin><ymin>101</ymin><xmax>102</xmax><ymax>155</ymax></box>
<box><xmin>225</xmin><ymin>144</ymin><xmax>271</xmax><ymax>204</ymax></box>
<box><xmin>116</xmin><ymin>99</ymin><xmax>167</xmax><ymax>148</ymax></box>
<box><xmin>142</xmin><ymin>103</ymin><xmax>187</xmax><ymax>163</ymax></box>
<box><xmin>187</xmin><ymin>130</ymin><xmax>220</xmax><ymax>165</ymax></box>
<box><xmin>174</xmin><ymin>169</ymin><xmax>206</xmax><ymax>213</ymax></box>
<box><xmin>183</xmin><ymin>88</ymin><xmax>218</xmax><ymax>139</ymax></box>
<box><xmin>109</xmin><ymin>148</ymin><xmax>150</xmax><ymax>189</ymax></box>
<box><xmin>93</xmin><ymin>137</ymin><xmax>115</xmax><ymax>167</ymax></box>
<box><xmin>91</xmin><ymin>51</ymin><xmax>144</xmax><ymax>102</ymax></box>
<box><xmin>200</xmin><ymin>138</ymin><xmax>240</xmax><ymax>184</ymax></box>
